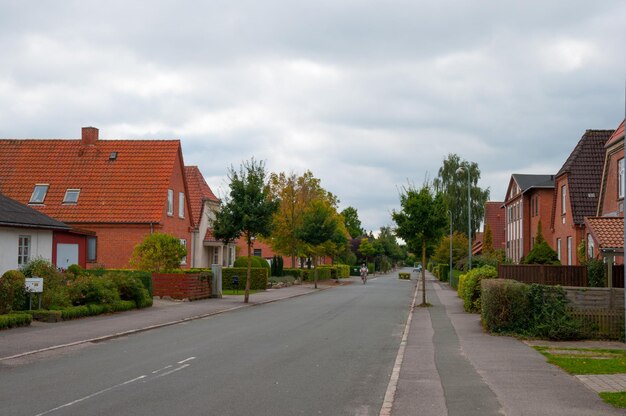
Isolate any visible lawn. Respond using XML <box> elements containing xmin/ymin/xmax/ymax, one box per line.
<box><xmin>222</xmin><ymin>289</ymin><xmax>262</xmax><ymax>296</ymax></box>
<box><xmin>533</xmin><ymin>346</ymin><xmax>626</xmax><ymax>375</ymax></box>
<box><xmin>600</xmin><ymin>392</ymin><xmax>626</xmax><ymax>408</ymax></box>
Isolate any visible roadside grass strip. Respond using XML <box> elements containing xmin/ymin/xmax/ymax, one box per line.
<box><xmin>533</xmin><ymin>346</ymin><xmax>626</xmax><ymax>375</ymax></box>
<box><xmin>600</xmin><ymin>392</ymin><xmax>626</xmax><ymax>408</ymax></box>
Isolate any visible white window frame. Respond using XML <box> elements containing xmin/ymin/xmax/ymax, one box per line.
<box><xmin>30</xmin><ymin>184</ymin><xmax>49</xmax><ymax>204</ymax></box>
<box><xmin>179</xmin><ymin>192</ymin><xmax>185</xmax><ymax>219</ymax></box>
<box><xmin>567</xmin><ymin>236</ymin><xmax>573</xmax><ymax>265</ymax></box>
<box><xmin>87</xmin><ymin>237</ymin><xmax>97</xmax><ymax>262</ymax></box>
<box><xmin>587</xmin><ymin>234</ymin><xmax>595</xmax><ymax>259</ymax></box>
<box><xmin>561</xmin><ymin>185</ymin><xmax>567</xmax><ymax>215</ymax></box>
<box><xmin>180</xmin><ymin>238</ymin><xmax>187</xmax><ymax>265</ymax></box>
<box><xmin>557</xmin><ymin>238</ymin><xmax>561</xmax><ymax>261</ymax></box>
<box><xmin>619</xmin><ymin>158</ymin><xmax>624</xmax><ymax>199</ymax></box>
<box><xmin>18</xmin><ymin>235</ymin><xmax>31</xmax><ymax>266</ymax></box>
<box><xmin>63</xmin><ymin>189</ymin><xmax>80</xmax><ymax>204</ymax></box>
<box><xmin>167</xmin><ymin>189</ymin><xmax>174</xmax><ymax>216</ymax></box>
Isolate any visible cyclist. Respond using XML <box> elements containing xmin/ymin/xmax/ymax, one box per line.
<box><xmin>360</xmin><ymin>263</ymin><xmax>368</xmax><ymax>284</ymax></box>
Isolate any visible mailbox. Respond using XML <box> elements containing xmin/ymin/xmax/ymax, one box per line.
<box><xmin>232</xmin><ymin>275</ymin><xmax>239</xmax><ymax>288</ymax></box>
<box><xmin>25</xmin><ymin>277</ymin><xmax>44</xmax><ymax>293</ymax></box>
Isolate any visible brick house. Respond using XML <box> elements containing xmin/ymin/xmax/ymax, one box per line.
<box><xmin>550</xmin><ymin>129</ymin><xmax>613</xmax><ymax>265</ymax></box>
<box><xmin>584</xmin><ymin>119</ymin><xmax>625</xmax><ymax>269</ymax></box>
<box><xmin>0</xmin><ymin>193</ymin><xmax>76</xmax><ymax>275</ymax></box>
<box><xmin>503</xmin><ymin>174</ymin><xmax>555</xmax><ymax>263</ymax></box>
<box><xmin>185</xmin><ymin>165</ymin><xmax>236</xmax><ymax>268</ymax></box>
<box><xmin>0</xmin><ymin>127</ymin><xmax>193</xmax><ymax>269</ymax></box>
<box><xmin>483</xmin><ymin>201</ymin><xmax>506</xmax><ymax>251</ymax></box>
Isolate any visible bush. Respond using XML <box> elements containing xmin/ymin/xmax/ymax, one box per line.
<box><xmin>130</xmin><ymin>232</ymin><xmax>187</xmax><ymax>272</ymax></box>
<box><xmin>270</xmin><ymin>255</ymin><xmax>284</xmax><ymax>277</ymax></box>
<box><xmin>335</xmin><ymin>264</ymin><xmax>350</xmax><ymax>278</ymax></box>
<box><xmin>66</xmin><ymin>264</ymin><xmax>86</xmax><ymax>278</ymax></box>
<box><xmin>587</xmin><ymin>259</ymin><xmax>606</xmax><ymax>287</ymax></box>
<box><xmin>28</xmin><ymin>309</ymin><xmax>63</xmax><ymax>322</ymax></box>
<box><xmin>107</xmin><ymin>272</ymin><xmax>152</xmax><ymax>308</ymax></box>
<box><xmin>20</xmin><ymin>258</ymin><xmax>70</xmax><ymax>309</ymax></box>
<box><xmin>68</xmin><ymin>275</ymin><xmax>121</xmax><ymax>306</ymax></box>
<box><xmin>460</xmin><ymin>265</ymin><xmax>497</xmax><ymax>313</ymax></box>
<box><xmin>0</xmin><ymin>270</ymin><xmax>27</xmax><ymax>313</ymax></box>
<box><xmin>0</xmin><ymin>312</ymin><xmax>32</xmax><ymax>330</ymax></box>
<box><xmin>283</xmin><ymin>268</ymin><xmax>313</xmax><ymax>281</ymax></box>
<box><xmin>481</xmin><ymin>279</ymin><xmax>530</xmax><ymax>333</ymax></box>
<box><xmin>222</xmin><ymin>267</ymin><xmax>268</xmax><ymax>290</ymax></box>
<box><xmin>438</xmin><ymin>264</ymin><xmax>450</xmax><ymax>282</ymax></box>
<box><xmin>523</xmin><ymin>241</ymin><xmax>560</xmax><ymax>265</ymax></box>
<box><xmin>398</xmin><ymin>272</ymin><xmax>410</xmax><ymax>280</ymax></box>
<box><xmin>234</xmin><ymin>256</ymin><xmax>270</xmax><ymax>270</ymax></box>
<box><xmin>526</xmin><ymin>284</ymin><xmax>582</xmax><ymax>339</ymax></box>
<box><xmin>314</xmin><ymin>267</ymin><xmax>332</xmax><ymax>280</ymax></box>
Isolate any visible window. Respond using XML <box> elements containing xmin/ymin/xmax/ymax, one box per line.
<box><xmin>253</xmin><ymin>248</ymin><xmax>262</xmax><ymax>257</ymax></box>
<box><xmin>63</xmin><ymin>189</ymin><xmax>80</xmax><ymax>204</ymax></box>
<box><xmin>87</xmin><ymin>237</ymin><xmax>97</xmax><ymax>262</ymax></box>
<box><xmin>567</xmin><ymin>237</ymin><xmax>573</xmax><ymax>265</ymax></box>
<box><xmin>179</xmin><ymin>192</ymin><xmax>185</xmax><ymax>219</ymax></box>
<box><xmin>561</xmin><ymin>185</ymin><xmax>567</xmax><ymax>214</ymax></box>
<box><xmin>180</xmin><ymin>239</ymin><xmax>187</xmax><ymax>265</ymax></box>
<box><xmin>167</xmin><ymin>189</ymin><xmax>174</xmax><ymax>216</ymax></box>
<box><xmin>556</xmin><ymin>238</ymin><xmax>561</xmax><ymax>261</ymax></box>
<box><xmin>18</xmin><ymin>235</ymin><xmax>31</xmax><ymax>266</ymax></box>
<box><xmin>30</xmin><ymin>185</ymin><xmax>49</xmax><ymax>204</ymax></box>
<box><xmin>619</xmin><ymin>158</ymin><xmax>624</xmax><ymax>199</ymax></box>
<box><xmin>587</xmin><ymin>234</ymin><xmax>595</xmax><ymax>259</ymax></box>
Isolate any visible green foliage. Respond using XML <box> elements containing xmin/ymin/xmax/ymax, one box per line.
<box><xmin>68</xmin><ymin>275</ymin><xmax>121</xmax><ymax>306</ymax></box>
<box><xmin>271</xmin><ymin>255</ymin><xmax>284</xmax><ymax>277</ymax></box>
<box><xmin>28</xmin><ymin>309</ymin><xmax>63</xmax><ymax>322</ymax></box>
<box><xmin>460</xmin><ymin>265</ymin><xmax>497</xmax><ymax>312</ymax></box>
<box><xmin>398</xmin><ymin>272</ymin><xmax>410</xmax><ymax>280</ymax></box>
<box><xmin>0</xmin><ymin>312</ymin><xmax>32</xmax><ymax>330</ymax></box>
<box><xmin>315</xmin><ymin>267</ymin><xmax>332</xmax><ymax>280</ymax></box>
<box><xmin>93</xmin><ymin>269</ymin><xmax>153</xmax><ymax>296</ymax></box>
<box><xmin>438</xmin><ymin>264</ymin><xmax>450</xmax><ymax>282</ymax></box>
<box><xmin>0</xmin><ymin>270</ymin><xmax>27</xmax><ymax>313</ymax></box>
<box><xmin>600</xmin><ymin>392</ymin><xmax>626</xmax><ymax>408</ymax></box>
<box><xmin>234</xmin><ymin>256</ymin><xmax>269</xmax><ymax>269</ymax></box>
<box><xmin>481</xmin><ymin>280</ymin><xmax>583</xmax><ymax>340</ymax></box>
<box><xmin>222</xmin><ymin>267</ymin><xmax>268</xmax><ymax>290</ymax></box>
<box><xmin>523</xmin><ymin>221</ymin><xmax>560</xmax><ymax>265</ymax></box>
<box><xmin>106</xmin><ymin>272</ymin><xmax>152</xmax><ymax>308</ymax></box>
<box><xmin>60</xmin><ymin>300</ymin><xmax>138</xmax><ymax>320</ymax></box>
<box><xmin>358</xmin><ymin>237</ymin><xmax>378</xmax><ymax>260</ymax></box>
<box><xmin>341</xmin><ymin>206</ymin><xmax>365</xmax><ymax>238</ymax></box>
<box><xmin>66</xmin><ymin>264</ymin><xmax>86</xmax><ymax>278</ymax></box>
<box><xmin>130</xmin><ymin>232</ymin><xmax>187</xmax><ymax>272</ymax></box>
<box><xmin>20</xmin><ymin>258</ymin><xmax>70</xmax><ymax>310</ymax></box>
<box><xmin>432</xmin><ymin>231</ymin><xmax>468</xmax><ymax>269</ymax></box>
<box><xmin>587</xmin><ymin>259</ymin><xmax>606</xmax><ymax>287</ymax></box>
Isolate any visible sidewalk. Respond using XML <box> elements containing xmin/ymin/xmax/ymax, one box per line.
<box><xmin>391</xmin><ymin>272</ymin><xmax>626</xmax><ymax>416</ymax></box>
<box><xmin>0</xmin><ymin>280</ymin><xmax>343</xmax><ymax>361</ymax></box>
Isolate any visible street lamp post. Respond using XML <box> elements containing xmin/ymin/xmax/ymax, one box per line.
<box><xmin>448</xmin><ymin>209</ymin><xmax>452</xmax><ymax>282</ymax></box>
<box><xmin>456</xmin><ymin>166</ymin><xmax>472</xmax><ymax>270</ymax></box>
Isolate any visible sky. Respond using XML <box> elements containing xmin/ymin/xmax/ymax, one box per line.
<box><xmin>1</xmin><ymin>1</ymin><xmax>625</xmax><ymax>233</ymax></box>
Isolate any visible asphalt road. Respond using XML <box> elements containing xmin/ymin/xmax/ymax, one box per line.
<box><xmin>0</xmin><ymin>274</ymin><xmax>414</xmax><ymax>416</ymax></box>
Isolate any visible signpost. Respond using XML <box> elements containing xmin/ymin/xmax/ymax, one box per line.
<box><xmin>25</xmin><ymin>277</ymin><xmax>43</xmax><ymax>310</ymax></box>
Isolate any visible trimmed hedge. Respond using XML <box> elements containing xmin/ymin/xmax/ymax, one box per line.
<box><xmin>399</xmin><ymin>272</ymin><xmax>410</xmax><ymax>280</ymax></box>
<box><xmin>459</xmin><ymin>265</ymin><xmax>497</xmax><ymax>313</ymax></box>
<box><xmin>438</xmin><ymin>264</ymin><xmax>450</xmax><ymax>282</ymax></box>
<box><xmin>283</xmin><ymin>268</ymin><xmax>313</xmax><ymax>281</ymax></box>
<box><xmin>90</xmin><ymin>269</ymin><xmax>153</xmax><ymax>297</ymax></box>
<box><xmin>0</xmin><ymin>312</ymin><xmax>32</xmax><ymax>330</ymax></box>
<box><xmin>61</xmin><ymin>300</ymin><xmax>137</xmax><ymax>320</ymax></box>
<box><xmin>222</xmin><ymin>267</ymin><xmax>268</xmax><ymax>290</ymax></box>
<box><xmin>481</xmin><ymin>279</ymin><xmax>583</xmax><ymax>340</ymax></box>
<box><xmin>28</xmin><ymin>309</ymin><xmax>63</xmax><ymax>323</ymax></box>
<box><xmin>317</xmin><ymin>264</ymin><xmax>351</xmax><ymax>279</ymax></box>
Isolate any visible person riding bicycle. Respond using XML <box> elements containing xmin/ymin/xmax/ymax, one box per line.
<box><xmin>360</xmin><ymin>263</ymin><xmax>368</xmax><ymax>283</ymax></box>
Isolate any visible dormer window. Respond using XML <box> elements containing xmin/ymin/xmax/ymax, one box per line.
<box><xmin>63</xmin><ymin>189</ymin><xmax>80</xmax><ymax>204</ymax></box>
<box><xmin>29</xmin><ymin>184</ymin><xmax>49</xmax><ymax>204</ymax></box>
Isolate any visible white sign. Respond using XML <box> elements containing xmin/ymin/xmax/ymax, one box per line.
<box><xmin>25</xmin><ymin>277</ymin><xmax>44</xmax><ymax>293</ymax></box>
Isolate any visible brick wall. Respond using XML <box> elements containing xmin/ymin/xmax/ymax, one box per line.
<box><xmin>552</xmin><ymin>175</ymin><xmax>582</xmax><ymax>265</ymax></box>
<box><xmin>528</xmin><ymin>188</ymin><xmax>554</xmax><ymax>250</ymax></box>
<box><xmin>152</xmin><ymin>273</ymin><xmax>211</xmax><ymax>300</ymax></box>
<box><xmin>78</xmin><ymin>224</ymin><xmax>152</xmax><ymax>269</ymax></box>
<box><xmin>599</xmin><ymin>144</ymin><xmax>624</xmax><ymax>216</ymax></box>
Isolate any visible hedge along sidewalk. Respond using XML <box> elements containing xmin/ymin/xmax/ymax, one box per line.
<box><xmin>0</xmin><ymin>282</ymin><xmax>330</xmax><ymax>362</ymax></box>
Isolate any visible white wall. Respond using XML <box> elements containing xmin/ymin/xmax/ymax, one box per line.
<box><xmin>0</xmin><ymin>227</ymin><xmax>54</xmax><ymax>275</ymax></box>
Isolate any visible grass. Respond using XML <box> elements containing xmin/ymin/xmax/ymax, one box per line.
<box><xmin>600</xmin><ymin>392</ymin><xmax>626</xmax><ymax>408</ymax></box>
<box><xmin>534</xmin><ymin>346</ymin><xmax>626</xmax><ymax>375</ymax></box>
<box><xmin>222</xmin><ymin>289</ymin><xmax>262</xmax><ymax>296</ymax></box>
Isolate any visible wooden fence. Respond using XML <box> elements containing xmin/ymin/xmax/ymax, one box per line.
<box><xmin>152</xmin><ymin>273</ymin><xmax>212</xmax><ymax>300</ymax></box>
<box><xmin>497</xmin><ymin>264</ymin><xmax>588</xmax><ymax>286</ymax></box>
<box><xmin>564</xmin><ymin>287</ymin><xmax>624</xmax><ymax>340</ymax></box>
<box><xmin>612</xmin><ymin>265</ymin><xmax>625</xmax><ymax>288</ymax></box>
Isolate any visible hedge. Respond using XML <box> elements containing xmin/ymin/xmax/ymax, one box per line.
<box><xmin>90</xmin><ymin>269</ymin><xmax>153</xmax><ymax>297</ymax></box>
<box><xmin>459</xmin><ymin>265</ymin><xmax>497</xmax><ymax>313</ymax></box>
<box><xmin>28</xmin><ymin>309</ymin><xmax>63</xmax><ymax>323</ymax></box>
<box><xmin>222</xmin><ymin>267</ymin><xmax>268</xmax><ymax>290</ymax></box>
<box><xmin>283</xmin><ymin>268</ymin><xmax>313</xmax><ymax>281</ymax></box>
<box><xmin>438</xmin><ymin>264</ymin><xmax>450</xmax><ymax>282</ymax></box>
<box><xmin>317</xmin><ymin>264</ymin><xmax>351</xmax><ymax>279</ymax></box>
<box><xmin>0</xmin><ymin>312</ymin><xmax>32</xmax><ymax>330</ymax></box>
<box><xmin>60</xmin><ymin>300</ymin><xmax>137</xmax><ymax>320</ymax></box>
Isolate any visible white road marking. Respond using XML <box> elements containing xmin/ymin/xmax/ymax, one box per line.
<box><xmin>152</xmin><ymin>363</ymin><xmax>190</xmax><ymax>378</ymax></box>
<box><xmin>177</xmin><ymin>356</ymin><xmax>196</xmax><ymax>364</ymax></box>
<box><xmin>152</xmin><ymin>365</ymin><xmax>173</xmax><ymax>374</ymax></box>
<box><xmin>34</xmin><ymin>375</ymin><xmax>146</xmax><ymax>416</ymax></box>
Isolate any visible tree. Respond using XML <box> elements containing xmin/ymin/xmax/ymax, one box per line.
<box><xmin>268</xmin><ymin>170</ymin><xmax>336</xmax><ymax>267</ymax></box>
<box><xmin>358</xmin><ymin>237</ymin><xmax>377</xmax><ymax>263</ymax></box>
<box><xmin>341</xmin><ymin>206</ymin><xmax>365</xmax><ymax>238</ymax></box>
<box><xmin>483</xmin><ymin>223</ymin><xmax>494</xmax><ymax>254</ymax></box>
<box><xmin>431</xmin><ymin>231</ymin><xmax>469</xmax><ymax>269</ymax></box>
<box><xmin>213</xmin><ymin>159</ymin><xmax>278</xmax><ymax>303</ymax></box>
<box><xmin>130</xmin><ymin>232</ymin><xmax>187</xmax><ymax>272</ymax></box>
<box><xmin>432</xmin><ymin>154</ymin><xmax>490</xmax><ymax>238</ymax></box>
<box><xmin>392</xmin><ymin>184</ymin><xmax>448</xmax><ymax>306</ymax></box>
<box><xmin>296</xmin><ymin>198</ymin><xmax>345</xmax><ymax>288</ymax></box>
<box><xmin>523</xmin><ymin>220</ymin><xmax>560</xmax><ymax>265</ymax></box>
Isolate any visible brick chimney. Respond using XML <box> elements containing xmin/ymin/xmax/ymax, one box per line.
<box><xmin>81</xmin><ymin>127</ymin><xmax>99</xmax><ymax>146</ymax></box>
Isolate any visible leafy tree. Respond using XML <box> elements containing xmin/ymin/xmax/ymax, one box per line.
<box><xmin>392</xmin><ymin>184</ymin><xmax>448</xmax><ymax>305</ymax></box>
<box><xmin>268</xmin><ymin>170</ymin><xmax>336</xmax><ymax>267</ymax></box>
<box><xmin>358</xmin><ymin>237</ymin><xmax>377</xmax><ymax>263</ymax></box>
<box><xmin>130</xmin><ymin>232</ymin><xmax>187</xmax><ymax>272</ymax></box>
<box><xmin>341</xmin><ymin>206</ymin><xmax>365</xmax><ymax>238</ymax></box>
<box><xmin>213</xmin><ymin>159</ymin><xmax>278</xmax><ymax>303</ymax></box>
<box><xmin>431</xmin><ymin>231</ymin><xmax>468</xmax><ymax>269</ymax></box>
<box><xmin>483</xmin><ymin>223</ymin><xmax>494</xmax><ymax>254</ymax></box>
<box><xmin>432</xmin><ymin>154</ymin><xmax>490</xmax><ymax>238</ymax></box>
<box><xmin>296</xmin><ymin>199</ymin><xmax>345</xmax><ymax>288</ymax></box>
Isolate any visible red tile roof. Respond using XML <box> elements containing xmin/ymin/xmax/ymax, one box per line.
<box><xmin>184</xmin><ymin>166</ymin><xmax>219</xmax><ymax>227</ymax></box>
<box><xmin>0</xmin><ymin>136</ymin><xmax>182</xmax><ymax>224</ymax></box>
<box><xmin>585</xmin><ymin>217</ymin><xmax>624</xmax><ymax>250</ymax></box>
<box><xmin>605</xmin><ymin>119</ymin><xmax>625</xmax><ymax>148</ymax></box>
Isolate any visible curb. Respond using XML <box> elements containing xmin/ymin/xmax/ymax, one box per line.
<box><xmin>0</xmin><ymin>285</ymin><xmax>333</xmax><ymax>362</ymax></box>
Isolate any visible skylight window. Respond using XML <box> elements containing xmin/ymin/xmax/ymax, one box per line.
<box><xmin>29</xmin><ymin>185</ymin><xmax>49</xmax><ymax>204</ymax></box>
<box><xmin>63</xmin><ymin>189</ymin><xmax>80</xmax><ymax>204</ymax></box>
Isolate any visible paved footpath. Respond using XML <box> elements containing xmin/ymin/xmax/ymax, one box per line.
<box><xmin>391</xmin><ymin>272</ymin><xmax>626</xmax><ymax>416</ymax></box>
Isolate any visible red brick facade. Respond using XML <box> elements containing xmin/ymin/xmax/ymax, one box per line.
<box><xmin>483</xmin><ymin>202</ymin><xmax>505</xmax><ymax>251</ymax></box>
<box><xmin>528</xmin><ymin>188</ymin><xmax>554</xmax><ymax>250</ymax></box>
<box><xmin>551</xmin><ymin>176</ymin><xmax>581</xmax><ymax>265</ymax></box>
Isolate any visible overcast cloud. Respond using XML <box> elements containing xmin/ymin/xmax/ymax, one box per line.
<box><xmin>1</xmin><ymin>1</ymin><xmax>625</xmax><ymax>232</ymax></box>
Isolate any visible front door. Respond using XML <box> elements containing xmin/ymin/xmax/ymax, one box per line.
<box><xmin>56</xmin><ymin>243</ymin><xmax>79</xmax><ymax>269</ymax></box>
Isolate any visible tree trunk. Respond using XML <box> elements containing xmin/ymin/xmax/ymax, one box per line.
<box><xmin>421</xmin><ymin>240</ymin><xmax>427</xmax><ymax>306</ymax></box>
<box><xmin>245</xmin><ymin>234</ymin><xmax>252</xmax><ymax>303</ymax></box>
<box><xmin>314</xmin><ymin>255</ymin><xmax>318</xmax><ymax>289</ymax></box>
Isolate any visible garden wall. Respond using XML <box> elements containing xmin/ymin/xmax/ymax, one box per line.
<box><xmin>563</xmin><ymin>286</ymin><xmax>624</xmax><ymax>340</ymax></box>
<box><xmin>152</xmin><ymin>273</ymin><xmax>211</xmax><ymax>301</ymax></box>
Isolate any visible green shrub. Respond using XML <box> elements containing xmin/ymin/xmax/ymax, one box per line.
<box><xmin>317</xmin><ymin>265</ymin><xmax>337</xmax><ymax>279</ymax></box>
<box><xmin>283</xmin><ymin>268</ymin><xmax>313</xmax><ymax>281</ymax></box>
<box><xmin>28</xmin><ymin>309</ymin><xmax>63</xmax><ymax>322</ymax></box>
<box><xmin>587</xmin><ymin>259</ymin><xmax>606</xmax><ymax>287</ymax></box>
<box><xmin>526</xmin><ymin>284</ymin><xmax>582</xmax><ymax>339</ymax></box>
<box><xmin>130</xmin><ymin>232</ymin><xmax>187</xmax><ymax>272</ymax></box>
<box><xmin>368</xmin><ymin>262</ymin><xmax>375</xmax><ymax>274</ymax></box>
<box><xmin>20</xmin><ymin>258</ymin><xmax>70</xmax><ymax>309</ymax></box>
<box><xmin>438</xmin><ymin>264</ymin><xmax>450</xmax><ymax>282</ymax></box>
<box><xmin>68</xmin><ymin>275</ymin><xmax>121</xmax><ymax>306</ymax></box>
<box><xmin>234</xmin><ymin>256</ymin><xmax>270</xmax><ymax>270</ymax></box>
<box><xmin>222</xmin><ymin>267</ymin><xmax>268</xmax><ymax>290</ymax></box>
<box><xmin>481</xmin><ymin>279</ymin><xmax>530</xmax><ymax>333</ymax></box>
<box><xmin>335</xmin><ymin>264</ymin><xmax>350</xmax><ymax>278</ymax></box>
<box><xmin>523</xmin><ymin>241</ymin><xmax>560</xmax><ymax>265</ymax></box>
<box><xmin>43</xmin><ymin>287</ymin><xmax>71</xmax><ymax>310</ymax></box>
<box><xmin>270</xmin><ymin>255</ymin><xmax>284</xmax><ymax>277</ymax></box>
<box><xmin>107</xmin><ymin>272</ymin><xmax>152</xmax><ymax>308</ymax></box>
<box><xmin>66</xmin><ymin>264</ymin><xmax>86</xmax><ymax>278</ymax></box>
<box><xmin>461</xmin><ymin>265</ymin><xmax>497</xmax><ymax>312</ymax></box>
<box><xmin>0</xmin><ymin>270</ymin><xmax>27</xmax><ymax>313</ymax></box>
<box><xmin>398</xmin><ymin>272</ymin><xmax>410</xmax><ymax>280</ymax></box>
<box><xmin>0</xmin><ymin>312</ymin><xmax>32</xmax><ymax>330</ymax></box>
<box><xmin>314</xmin><ymin>267</ymin><xmax>332</xmax><ymax>280</ymax></box>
